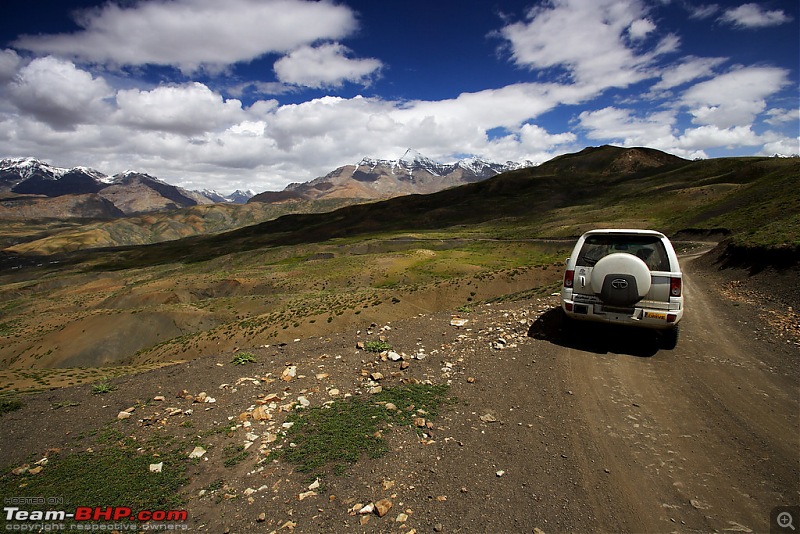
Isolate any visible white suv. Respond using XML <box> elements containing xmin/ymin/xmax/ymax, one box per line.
<box><xmin>560</xmin><ymin>229</ymin><xmax>683</xmax><ymax>347</ymax></box>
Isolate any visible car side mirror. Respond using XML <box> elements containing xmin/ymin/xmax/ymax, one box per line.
<box><xmin>564</xmin><ymin>258</ymin><xmax>570</xmax><ymax>265</ymax></box>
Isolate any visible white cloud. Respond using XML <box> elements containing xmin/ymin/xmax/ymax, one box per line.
<box><xmin>115</xmin><ymin>83</ymin><xmax>247</xmax><ymax>135</ymax></box>
<box><xmin>1</xmin><ymin>69</ymin><xmax>590</xmax><ymax>191</ymax></box>
<box><xmin>0</xmin><ymin>49</ymin><xmax>21</xmax><ymax>83</ymax></box>
<box><xmin>578</xmin><ymin>106</ymin><xmax>677</xmax><ymax>147</ymax></box>
<box><xmin>13</xmin><ymin>0</ymin><xmax>358</xmax><ymax>72</ymax></box>
<box><xmin>681</xmin><ymin>66</ymin><xmax>790</xmax><ymax>128</ymax></box>
<box><xmin>575</xmin><ymin>105</ymin><xmax>785</xmax><ymax>158</ymax></box>
<box><xmin>628</xmin><ymin>18</ymin><xmax>656</xmax><ymax>40</ymax></box>
<box><xmin>719</xmin><ymin>3</ymin><xmax>793</xmax><ymax>28</ymax></box>
<box><xmin>676</xmin><ymin>125</ymin><xmax>760</xmax><ymax>150</ymax></box>
<box><xmin>7</xmin><ymin>56</ymin><xmax>113</xmax><ymax>130</ymax></box>
<box><xmin>498</xmin><ymin>0</ymin><xmax>673</xmax><ymax>89</ymax></box>
<box><xmin>760</xmin><ymin>137</ymin><xmax>800</xmax><ymax>157</ymax></box>
<box><xmin>764</xmin><ymin>108</ymin><xmax>800</xmax><ymax>127</ymax></box>
<box><xmin>273</xmin><ymin>44</ymin><xmax>383</xmax><ymax>88</ymax></box>
<box><xmin>688</xmin><ymin>4</ymin><xmax>720</xmax><ymax>20</ymax></box>
<box><xmin>651</xmin><ymin>56</ymin><xmax>727</xmax><ymax>91</ymax></box>
<box><xmin>397</xmin><ymin>82</ymin><xmax>596</xmax><ymax>133</ymax></box>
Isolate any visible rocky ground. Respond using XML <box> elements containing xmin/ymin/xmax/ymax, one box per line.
<box><xmin>1</xmin><ymin>252</ymin><xmax>798</xmax><ymax>533</ymax></box>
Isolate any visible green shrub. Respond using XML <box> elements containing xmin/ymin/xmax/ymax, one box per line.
<box><xmin>364</xmin><ymin>340</ymin><xmax>392</xmax><ymax>353</ymax></box>
<box><xmin>231</xmin><ymin>352</ymin><xmax>257</xmax><ymax>365</ymax></box>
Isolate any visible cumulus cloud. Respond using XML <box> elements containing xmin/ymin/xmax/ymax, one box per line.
<box><xmin>760</xmin><ymin>137</ymin><xmax>800</xmax><ymax>157</ymax></box>
<box><xmin>681</xmin><ymin>66</ymin><xmax>790</xmax><ymax>128</ymax></box>
<box><xmin>7</xmin><ymin>56</ymin><xmax>113</xmax><ymax>130</ymax></box>
<box><xmin>677</xmin><ymin>125</ymin><xmax>760</xmax><ymax>150</ymax></box>
<box><xmin>397</xmin><ymin>82</ymin><xmax>597</xmax><ymax>136</ymax></box>
<box><xmin>274</xmin><ymin>44</ymin><xmax>383</xmax><ymax>88</ymax></box>
<box><xmin>575</xmin><ymin>105</ymin><xmax>773</xmax><ymax>159</ymax></box>
<box><xmin>719</xmin><ymin>3</ymin><xmax>793</xmax><ymax>28</ymax></box>
<box><xmin>115</xmin><ymin>83</ymin><xmax>247</xmax><ymax>135</ymax></box>
<box><xmin>0</xmin><ymin>49</ymin><xmax>21</xmax><ymax>83</ymax></box>
<box><xmin>578</xmin><ymin>106</ymin><xmax>677</xmax><ymax>147</ymax></box>
<box><xmin>13</xmin><ymin>0</ymin><xmax>358</xmax><ymax>72</ymax></box>
<box><xmin>499</xmin><ymin>0</ymin><xmax>677</xmax><ymax>89</ymax></box>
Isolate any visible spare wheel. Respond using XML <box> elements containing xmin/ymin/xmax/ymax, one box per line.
<box><xmin>590</xmin><ymin>253</ymin><xmax>651</xmax><ymax>307</ymax></box>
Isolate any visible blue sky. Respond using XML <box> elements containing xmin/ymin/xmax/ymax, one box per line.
<box><xmin>1</xmin><ymin>0</ymin><xmax>797</xmax><ymax>193</ymax></box>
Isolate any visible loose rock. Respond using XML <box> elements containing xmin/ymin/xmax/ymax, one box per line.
<box><xmin>374</xmin><ymin>498</ymin><xmax>393</xmax><ymax>517</ymax></box>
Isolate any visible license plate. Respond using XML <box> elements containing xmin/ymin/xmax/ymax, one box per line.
<box><xmin>645</xmin><ymin>311</ymin><xmax>666</xmax><ymax>320</ymax></box>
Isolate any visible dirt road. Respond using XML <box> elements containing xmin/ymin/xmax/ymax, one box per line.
<box><xmin>551</xmin><ymin>258</ymin><xmax>799</xmax><ymax>532</ymax></box>
<box><xmin>363</xmin><ymin>255</ymin><xmax>799</xmax><ymax>533</ymax></box>
<box><xmin>1</xmin><ymin>253</ymin><xmax>797</xmax><ymax>533</ymax></box>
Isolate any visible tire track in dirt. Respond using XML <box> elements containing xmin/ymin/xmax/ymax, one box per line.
<box><xmin>561</xmin><ymin>256</ymin><xmax>799</xmax><ymax>532</ymax></box>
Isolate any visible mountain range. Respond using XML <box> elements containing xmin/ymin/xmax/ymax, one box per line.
<box><xmin>0</xmin><ymin>158</ymin><xmax>254</xmax><ymax>218</ymax></box>
<box><xmin>250</xmin><ymin>149</ymin><xmax>534</xmax><ymax>203</ymax></box>
<box><xmin>0</xmin><ymin>150</ymin><xmax>528</xmax><ymax>218</ymax></box>
<box><xmin>1</xmin><ymin>145</ymin><xmax>797</xmax><ymax>262</ymax></box>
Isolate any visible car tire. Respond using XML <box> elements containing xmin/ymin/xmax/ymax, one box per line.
<box><xmin>559</xmin><ymin>307</ymin><xmax>576</xmax><ymax>336</ymax></box>
<box><xmin>659</xmin><ymin>326</ymin><xmax>679</xmax><ymax>350</ymax></box>
<box><xmin>590</xmin><ymin>253</ymin><xmax>651</xmax><ymax>307</ymax></box>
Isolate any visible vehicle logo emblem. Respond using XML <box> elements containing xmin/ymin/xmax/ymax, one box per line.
<box><xmin>611</xmin><ymin>278</ymin><xmax>628</xmax><ymax>289</ymax></box>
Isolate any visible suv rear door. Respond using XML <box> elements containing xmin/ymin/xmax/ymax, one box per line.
<box><xmin>572</xmin><ymin>233</ymin><xmax>672</xmax><ymax>304</ymax></box>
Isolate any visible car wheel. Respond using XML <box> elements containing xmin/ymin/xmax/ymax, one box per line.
<box><xmin>659</xmin><ymin>326</ymin><xmax>679</xmax><ymax>350</ymax></box>
<box><xmin>559</xmin><ymin>307</ymin><xmax>576</xmax><ymax>336</ymax></box>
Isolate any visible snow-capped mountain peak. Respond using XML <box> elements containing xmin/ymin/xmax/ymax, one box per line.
<box><xmin>399</xmin><ymin>148</ymin><xmax>435</xmax><ymax>166</ymax></box>
<box><xmin>198</xmin><ymin>188</ymin><xmax>254</xmax><ymax>204</ymax></box>
<box><xmin>354</xmin><ymin>149</ymin><xmax>514</xmax><ymax>179</ymax></box>
<box><xmin>0</xmin><ymin>157</ymin><xmax>69</xmax><ymax>180</ymax></box>
<box><xmin>250</xmin><ymin>149</ymin><xmax>536</xmax><ymax>204</ymax></box>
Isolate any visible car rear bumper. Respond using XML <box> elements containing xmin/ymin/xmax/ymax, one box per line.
<box><xmin>561</xmin><ymin>292</ymin><xmax>683</xmax><ymax>329</ymax></box>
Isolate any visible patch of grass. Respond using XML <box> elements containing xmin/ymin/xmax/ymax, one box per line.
<box><xmin>374</xmin><ymin>383</ymin><xmax>451</xmax><ymax>427</ymax></box>
<box><xmin>231</xmin><ymin>352</ymin><xmax>257</xmax><ymax>365</ymax></box>
<box><xmin>0</xmin><ymin>433</ymin><xmax>187</xmax><ymax>527</ymax></box>
<box><xmin>205</xmin><ymin>478</ymin><xmax>224</xmax><ymax>492</ymax></box>
<box><xmin>91</xmin><ymin>381</ymin><xmax>116</xmax><ymax>395</ymax></box>
<box><xmin>270</xmin><ymin>383</ymin><xmax>449</xmax><ymax>477</ymax></box>
<box><xmin>0</xmin><ymin>320</ymin><xmax>20</xmax><ymax>336</ymax></box>
<box><xmin>222</xmin><ymin>444</ymin><xmax>248</xmax><ymax>467</ymax></box>
<box><xmin>364</xmin><ymin>340</ymin><xmax>392</xmax><ymax>353</ymax></box>
<box><xmin>0</xmin><ymin>397</ymin><xmax>23</xmax><ymax>415</ymax></box>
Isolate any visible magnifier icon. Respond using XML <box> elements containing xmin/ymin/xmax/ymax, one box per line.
<box><xmin>778</xmin><ymin>511</ymin><xmax>796</xmax><ymax>531</ymax></box>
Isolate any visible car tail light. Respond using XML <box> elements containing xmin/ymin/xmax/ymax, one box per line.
<box><xmin>670</xmin><ymin>277</ymin><xmax>682</xmax><ymax>297</ymax></box>
<box><xmin>564</xmin><ymin>269</ymin><xmax>574</xmax><ymax>288</ymax></box>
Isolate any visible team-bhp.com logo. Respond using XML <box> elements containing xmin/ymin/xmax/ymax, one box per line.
<box><xmin>4</xmin><ymin>506</ymin><xmax>188</xmax><ymax>530</ymax></box>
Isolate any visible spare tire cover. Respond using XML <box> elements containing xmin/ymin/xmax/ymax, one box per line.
<box><xmin>590</xmin><ymin>253</ymin><xmax>651</xmax><ymax>303</ymax></box>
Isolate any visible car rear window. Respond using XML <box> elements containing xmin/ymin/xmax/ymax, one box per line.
<box><xmin>577</xmin><ymin>235</ymin><xmax>671</xmax><ymax>271</ymax></box>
